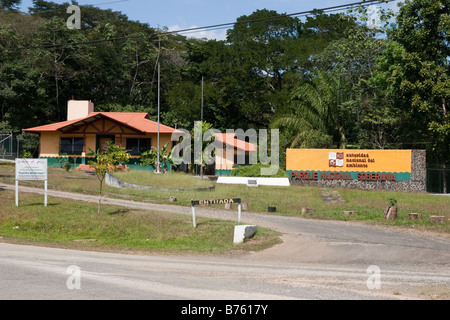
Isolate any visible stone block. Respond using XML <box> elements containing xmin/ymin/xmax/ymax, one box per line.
<box><xmin>225</xmin><ymin>203</ymin><xmax>232</xmax><ymax>210</ymax></box>
<box><xmin>242</xmin><ymin>202</ymin><xmax>249</xmax><ymax>211</ymax></box>
<box><xmin>343</xmin><ymin>211</ymin><xmax>357</xmax><ymax>216</ymax></box>
<box><xmin>170</xmin><ymin>196</ymin><xmax>177</xmax><ymax>202</ymax></box>
<box><xmin>430</xmin><ymin>216</ymin><xmax>445</xmax><ymax>224</ymax></box>
<box><xmin>234</xmin><ymin>225</ymin><xmax>257</xmax><ymax>244</ymax></box>
<box><xmin>302</xmin><ymin>208</ymin><xmax>315</xmax><ymax>215</ymax></box>
<box><xmin>408</xmin><ymin>213</ymin><xmax>422</xmax><ymax>220</ymax></box>
<box><xmin>384</xmin><ymin>206</ymin><xmax>397</xmax><ymax>220</ymax></box>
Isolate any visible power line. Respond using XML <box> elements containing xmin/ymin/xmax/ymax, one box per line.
<box><xmin>168</xmin><ymin>0</ymin><xmax>396</xmax><ymax>36</ymax></box>
<box><xmin>0</xmin><ymin>0</ymin><xmax>396</xmax><ymax>52</ymax></box>
<box><xmin>172</xmin><ymin>0</ymin><xmax>397</xmax><ymax>38</ymax></box>
<box><xmin>91</xmin><ymin>0</ymin><xmax>131</xmax><ymax>5</ymax></box>
<box><xmin>21</xmin><ymin>0</ymin><xmax>132</xmax><ymax>12</ymax></box>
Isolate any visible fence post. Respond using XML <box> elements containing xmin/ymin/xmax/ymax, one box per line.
<box><xmin>17</xmin><ymin>136</ymin><xmax>20</xmax><ymax>158</ymax></box>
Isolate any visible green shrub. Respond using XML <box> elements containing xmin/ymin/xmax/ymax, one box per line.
<box><xmin>231</xmin><ymin>163</ymin><xmax>287</xmax><ymax>177</ymax></box>
<box><xmin>64</xmin><ymin>161</ymin><xmax>71</xmax><ymax>172</ymax></box>
<box><xmin>387</xmin><ymin>198</ymin><xmax>397</xmax><ymax>207</ymax></box>
<box><xmin>21</xmin><ymin>151</ymin><xmax>33</xmax><ymax>158</ymax></box>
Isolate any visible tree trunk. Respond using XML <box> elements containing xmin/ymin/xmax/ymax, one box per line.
<box><xmin>54</xmin><ymin>66</ymin><xmax>60</xmax><ymax>121</ymax></box>
<box><xmin>98</xmin><ymin>179</ymin><xmax>103</xmax><ymax>215</ymax></box>
<box><xmin>443</xmin><ymin>98</ymin><xmax>447</xmax><ymax>118</ymax></box>
<box><xmin>130</xmin><ymin>46</ymin><xmax>139</xmax><ymax>97</ymax></box>
<box><xmin>443</xmin><ymin>163</ymin><xmax>447</xmax><ymax>194</ymax></box>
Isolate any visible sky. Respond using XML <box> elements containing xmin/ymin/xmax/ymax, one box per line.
<box><xmin>18</xmin><ymin>0</ymin><xmax>402</xmax><ymax>40</ymax></box>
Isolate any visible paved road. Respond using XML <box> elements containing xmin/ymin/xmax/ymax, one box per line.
<box><xmin>0</xmin><ymin>183</ymin><xmax>449</xmax><ymax>301</ymax></box>
<box><xmin>1</xmin><ymin>242</ymin><xmax>448</xmax><ymax>301</ymax></box>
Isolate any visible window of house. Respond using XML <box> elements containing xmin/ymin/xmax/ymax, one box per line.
<box><xmin>60</xmin><ymin>138</ymin><xmax>84</xmax><ymax>154</ymax></box>
<box><xmin>126</xmin><ymin>138</ymin><xmax>151</xmax><ymax>155</ymax></box>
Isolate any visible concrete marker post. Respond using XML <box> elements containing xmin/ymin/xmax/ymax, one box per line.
<box><xmin>191</xmin><ymin>204</ymin><xmax>196</xmax><ymax>228</ymax></box>
<box><xmin>44</xmin><ymin>180</ymin><xmax>48</xmax><ymax>207</ymax></box>
<box><xmin>15</xmin><ymin>179</ymin><xmax>19</xmax><ymax>207</ymax></box>
<box><xmin>238</xmin><ymin>202</ymin><xmax>241</xmax><ymax>223</ymax></box>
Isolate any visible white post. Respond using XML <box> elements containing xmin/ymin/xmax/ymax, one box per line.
<box><xmin>15</xmin><ymin>179</ymin><xmax>18</xmax><ymax>207</ymax></box>
<box><xmin>238</xmin><ymin>202</ymin><xmax>241</xmax><ymax>223</ymax></box>
<box><xmin>200</xmin><ymin>76</ymin><xmax>204</xmax><ymax>179</ymax></box>
<box><xmin>191</xmin><ymin>205</ymin><xmax>196</xmax><ymax>228</ymax></box>
<box><xmin>44</xmin><ymin>180</ymin><xmax>48</xmax><ymax>207</ymax></box>
<box><xmin>156</xmin><ymin>62</ymin><xmax>160</xmax><ymax>173</ymax></box>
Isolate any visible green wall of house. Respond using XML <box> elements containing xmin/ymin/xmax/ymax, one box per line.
<box><xmin>40</xmin><ymin>156</ymin><xmax>171</xmax><ymax>172</ymax></box>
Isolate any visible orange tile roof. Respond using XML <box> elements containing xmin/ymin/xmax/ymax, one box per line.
<box><xmin>214</xmin><ymin>133</ymin><xmax>257</xmax><ymax>152</ymax></box>
<box><xmin>23</xmin><ymin>112</ymin><xmax>178</xmax><ymax>134</ymax></box>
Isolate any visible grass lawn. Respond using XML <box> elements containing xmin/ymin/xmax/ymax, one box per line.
<box><xmin>0</xmin><ymin>190</ymin><xmax>281</xmax><ymax>254</ymax></box>
<box><xmin>0</xmin><ymin>164</ymin><xmax>449</xmax><ymax>236</ymax></box>
<box><xmin>114</xmin><ymin>171</ymin><xmax>214</xmax><ymax>189</ymax></box>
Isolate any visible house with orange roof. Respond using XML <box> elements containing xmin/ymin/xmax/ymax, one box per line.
<box><xmin>213</xmin><ymin>132</ymin><xmax>257</xmax><ymax>176</ymax></box>
<box><xmin>23</xmin><ymin>100</ymin><xmax>179</xmax><ymax>171</ymax></box>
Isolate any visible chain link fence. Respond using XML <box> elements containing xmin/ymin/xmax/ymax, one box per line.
<box><xmin>0</xmin><ymin>133</ymin><xmax>40</xmax><ymax>160</ymax></box>
<box><xmin>0</xmin><ymin>133</ymin><xmax>18</xmax><ymax>160</ymax></box>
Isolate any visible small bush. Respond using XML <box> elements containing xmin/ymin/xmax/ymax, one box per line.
<box><xmin>387</xmin><ymin>198</ymin><xmax>397</xmax><ymax>207</ymax></box>
<box><xmin>231</xmin><ymin>163</ymin><xmax>287</xmax><ymax>177</ymax></box>
<box><xmin>64</xmin><ymin>162</ymin><xmax>71</xmax><ymax>172</ymax></box>
<box><xmin>21</xmin><ymin>151</ymin><xmax>33</xmax><ymax>158</ymax></box>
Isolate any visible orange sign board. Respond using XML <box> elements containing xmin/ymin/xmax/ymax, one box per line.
<box><xmin>286</xmin><ymin>149</ymin><xmax>412</xmax><ymax>173</ymax></box>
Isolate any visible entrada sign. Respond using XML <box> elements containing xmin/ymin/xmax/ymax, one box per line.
<box><xmin>191</xmin><ymin>198</ymin><xmax>241</xmax><ymax>206</ymax></box>
<box><xmin>190</xmin><ymin>198</ymin><xmax>242</xmax><ymax>228</ymax></box>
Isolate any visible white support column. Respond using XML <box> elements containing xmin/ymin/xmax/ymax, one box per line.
<box><xmin>44</xmin><ymin>180</ymin><xmax>48</xmax><ymax>207</ymax></box>
<box><xmin>15</xmin><ymin>180</ymin><xmax>19</xmax><ymax>207</ymax></box>
<box><xmin>238</xmin><ymin>202</ymin><xmax>241</xmax><ymax>223</ymax></box>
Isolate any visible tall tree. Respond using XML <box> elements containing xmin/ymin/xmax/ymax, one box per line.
<box><xmin>227</xmin><ymin>9</ymin><xmax>301</xmax><ymax>92</ymax></box>
<box><xmin>272</xmin><ymin>71</ymin><xmax>347</xmax><ymax>148</ymax></box>
<box><xmin>30</xmin><ymin>16</ymin><xmax>90</xmax><ymax>121</ymax></box>
<box><xmin>88</xmin><ymin>142</ymin><xmax>130</xmax><ymax>215</ymax></box>
<box><xmin>0</xmin><ymin>0</ymin><xmax>21</xmax><ymax>10</ymax></box>
<box><xmin>379</xmin><ymin>0</ymin><xmax>450</xmax><ymax>191</ymax></box>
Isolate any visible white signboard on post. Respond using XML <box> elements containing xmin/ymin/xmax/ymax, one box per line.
<box><xmin>15</xmin><ymin>159</ymin><xmax>48</xmax><ymax>207</ymax></box>
<box><xmin>190</xmin><ymin>198</ymin><xmax>242</xmax><ymax>228</ymax></box>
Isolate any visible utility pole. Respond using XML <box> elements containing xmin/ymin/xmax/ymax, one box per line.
<box><xmin>201</xmin><ymin>76</ymin><xmax>204</xmax><ymax>121</ymax></box>
<box><xmin>200</xmin><ymin>76</ymin><xmax>204</xmax><ymax>179</ymax></box>
<box><xmin>156</xmin><ymin>61</ymin><xmax>161</xmax><ymax>173</ymax></box>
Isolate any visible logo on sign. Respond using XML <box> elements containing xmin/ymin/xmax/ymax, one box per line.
<box><xmin>329</xmin><ymin>152</ymin><xmax>344</xmax><ymax>168</ymax></box>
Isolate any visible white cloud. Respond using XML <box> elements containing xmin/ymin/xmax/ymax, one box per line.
<box><xmin>168</xmin><ymin>25</ymin><xmax>228</xmax><ymax>41</ymax></box>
